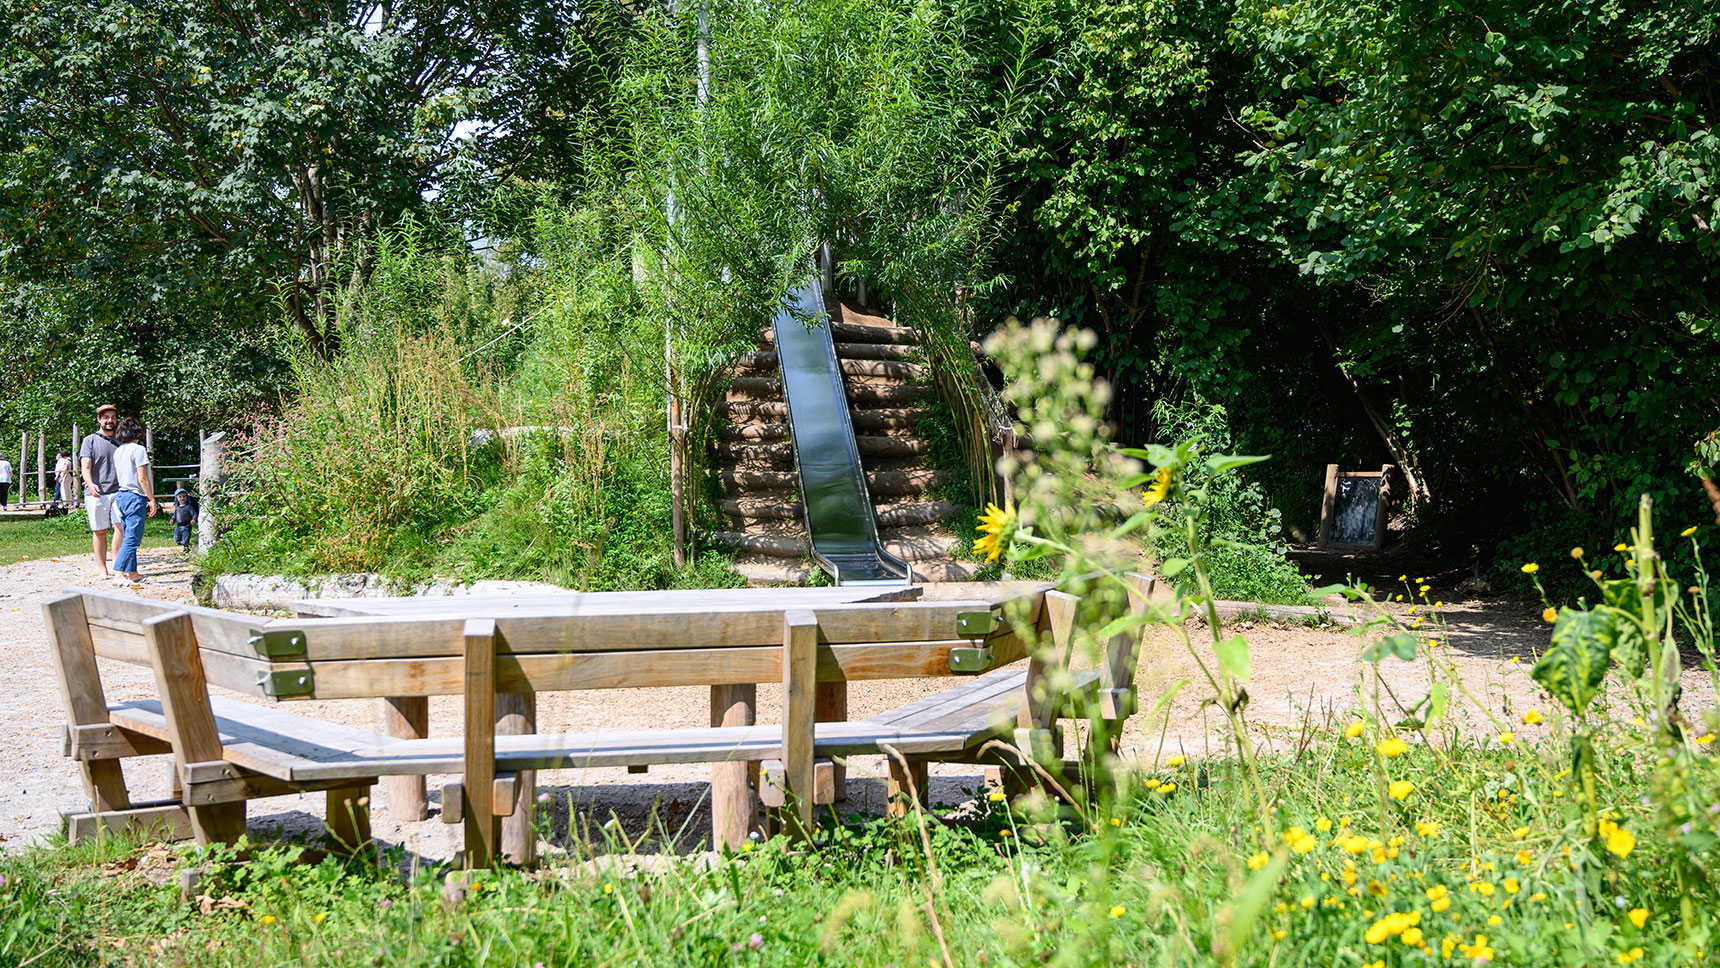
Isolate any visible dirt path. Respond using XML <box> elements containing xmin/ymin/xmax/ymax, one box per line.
<box><xmin>4</xmin><ymin>551</ymin><xmax>1709</xmax><ymax>861</ymax></box>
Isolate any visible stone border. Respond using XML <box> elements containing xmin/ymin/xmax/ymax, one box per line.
<box><xmin>197</xmin><ymin>573</ymin><xmax>568</xmax><ymax>610</ymax></box>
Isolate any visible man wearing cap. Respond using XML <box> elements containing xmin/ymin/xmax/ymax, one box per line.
<box><xmin>79</xmin><ymin>404</ymin><xmax>124</xmax><ymax>578</ymax></box>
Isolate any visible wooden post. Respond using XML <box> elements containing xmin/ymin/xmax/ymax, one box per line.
<box><xmin>1016</xmin><ymin>590</ymin><xmax>1078</xmax><ymax>768</ymax></box>
<box><xmin>197</xmin><ymin>432</ymin><xmax>225</xmax><ymax>553</ymax></box>
<box><xmin>42</xmin><ymin>594</ymin><xmax>133</xmax><ymax>813</ymax></box>
<box><xmin>142</xmin><ymin>425</ymin><xmax>153</xmax><ymax>497</ymax></box>
<box><xmin>497</xmin><ymin>691</ymin><xmax>537</xmax><ymax>866</ymax></box>
<box><xmin>143</xmin><ymin>611</ymin><xmax>245</xmax><ymax>845</ymax></box>
<box><xmin>668</xmin><ymin>394</ymin><xmax>686</xmax><ymax>568</ymax></box>
<box><xmin>71</xmin><ymin>423</ymin><xmax>81</xmax><ymax>499</ymax></box>
<box><xmin>885</xmin><ymin>755</ymin><xmax>927</xmax><ymax>819</ymax></box>
<box><xmin>326</xmin><ymin>784</ymin><xmax>372</xmax><ymax>849</ymax></box>
<box><xmin>462</xmin><ymin>619</ymin><xmax>499</xmax><ymax>869</ymax></box>
<box><xmin>19</xmin><ymin>432</ymin><xmax>28</xmax><ymax>503</ymax></box>
<box><xmin>36</xmin><ymin>430</ymin><xmax>46</xmax><ymax>504</ymax></box>
<box><xmin>382</xmin><ymin>697</ymin><xmax>429</xmax><ymax>821</ymax></box>
<box><xmin>710</xmin><ymin>684</ymin><xmax>757</xmax><ymax>849</ymax></box>
<box><xmin>814</xmin><ymin>681</ymin><xmax>847</xmax><ymax>801</ymax></box>
<box><xmin>1317</xmin><ymin>463</ymin><xmax>1339</xmax><ymax>550</ymax></box>
<box><xmin>780</xmin><ymin>609</ymin><xmax>818</xmax><ymax>842</ymax></box>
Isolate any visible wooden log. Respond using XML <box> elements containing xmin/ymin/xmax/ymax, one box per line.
<box><xmin>326</xmin><ymin>784</ymin><xmax>372</xmax><ymax>849</ymax></box>
<box><xmin>497</xmin><ymin>692</ymin><xmax>535</xmax><ymax>866</ymax></box>
<box><xmin>440</xmin><ymin>780</ymin><xmax>463</xmax><ymax>824</ymax></box>
<box><xmin>143</xmin><ymin>612</ymin><xmax>245</xmax><ymax>844</ymax></box>
<box><xmin>382</xmin><ymin>697</ymin><xmax>429</xmax><ymax>821</ymax></box>
<box><xmin>198</xmin><ymin>432</ymin><xmax>224</xmax><ymax>553</ymax></box>
<box><xmin>462</xmin><ymin>619</ymin><xmax>499</xmax><ymax>869</ymax></box>
<box><xmin>43</xmin><ymin>594</ymin><xmax>133</xmax><ymax>813</ymax></box>
<box><xmin>36</xmin><ymin>430</ymin><xmax>46</xmax><ymax>504</ymax></box>
<box><xmin>815</xmin><ymin>681</ymin><xmax>848</xmax><ymax>801</ymax></box>
<box><xmin>709</xmin><ymin>684</ymin><xmax>758</xmax><ymax>850</ymax></box>
<box><xmin>780</xmin><ymin>609</ymin><xmax>818</xmax><ymax>842</ymax></box>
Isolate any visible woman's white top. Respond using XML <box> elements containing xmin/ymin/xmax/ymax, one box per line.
<box><xmin>113</xmin><ymin>443</ymin><xmax>151</xmax><ymax>495</ymax></box>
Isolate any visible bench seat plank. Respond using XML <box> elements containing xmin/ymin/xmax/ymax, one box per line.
<box><xmin>108</xmin><ymin>698</ymin><xmax>392</xmax><ymax>782</ymax></box>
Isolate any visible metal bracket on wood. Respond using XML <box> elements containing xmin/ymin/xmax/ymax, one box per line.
<box><xmin>949</xmin><ymin>646</ymin><xmax>995</xmax><ymax>673</ymax></box>
<box><xmin>956</xmin><ymin>609</ymin><xmax>1002</xmax><ymax>637</ymax></box>
<box><xmin>255</xmin><ymin>667</ymin><xmax>314</xmax><ymax>698</ymax></box>
<box><xmin>247</xmin><ymin>628</ymin><xmax>308</xmax><ymax>660</ymax></box>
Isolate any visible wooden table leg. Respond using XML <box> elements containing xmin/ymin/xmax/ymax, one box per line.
<box><xmin>462</xmin><ymin>620</ymin><xmax>499</xmax><ymax>869</ymax></box>
<box><xmin>382</xmin><ymin>697</ymin><xmax>428</xmax><ymax>821</ymax></box>
<box><xmin>885</xmin><ymin>755</ymin><xmax>928</xmax><ymax>818</ymax></box>
<box><xmin>710</xmin><ymin>684</ymin><xmax>757</xmax><ymax>850</ymax></box>
<box><xmin>815</xmin><ymin>681</ymin><xmax>847</xmax><ymax>802</ymax></box>
<box><xmin>44</xmin><ymin>595</ymin><xmax>133</xmax><ymax>814</ymax></box>
<box><xmin>781</xmin><ymin>610</ymin><xmax>818</xmax><ymax>843</ymax></box>
<box><xmin>145</xmin><ymin>613</ymin><xmax>244</xmax><ymax>845</ymax></box>
<box><xmin>327</xmin><ymin>784</ymin><xmax>372</xmax><ymax>848</ymax></box>
<box><xmin>497</xmin><ymin>692</ymin><xmax>536</xmax><ymax>866</ymax></box>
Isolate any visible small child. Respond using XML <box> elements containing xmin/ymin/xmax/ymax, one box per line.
<box><xmin>171</xmin><ymin>488</ymin><xmax>195</xmax><ymax>549</ymax></box>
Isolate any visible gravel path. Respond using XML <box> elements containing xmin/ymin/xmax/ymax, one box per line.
<box><xmin>5</xmin><ymin>551</ymin><xmax>1711</xmax><ymax>862</ymax></box>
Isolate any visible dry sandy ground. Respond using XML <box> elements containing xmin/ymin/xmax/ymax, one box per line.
<box><xmin>3</xmin><ymin>550</ymin><xmax>1714</xmax><ymax>863</ymax></box>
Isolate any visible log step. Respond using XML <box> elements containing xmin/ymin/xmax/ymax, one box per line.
<box><xmin>717</xmin><ymin>467</ymin><xmax>953</xmax><ymax>496</ymax></box>
<box><xmin>847</xmin><ymin>383</ymin><xmax>931</xmax><ymax>406</ymax></box>
<box><xmin>721</xmin><ymin>498</ymin><xmax>958</xmax><ymax>527</ymax></box>
<box><xmin>707</xmin><ymin>527</ymin><xmax>966</xmax><ymax>562</ymax></box>
<box><xmin>760</xmin><ymin>321</ymin><xmax>917</xmax><ymax>346</ymax></box>
<box><xmin>835</xmin><ymin>342</ymin><xmax>916</xmax><ymax>361</ymax></box>
<box><xmin>719</xmin><ymin>423</ymin><xmax>789</xmax><ymax>441</ymax></box>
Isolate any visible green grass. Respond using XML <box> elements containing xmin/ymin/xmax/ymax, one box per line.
<box><xmin>0</xmin><ymin>511</ymin><xmax>175</xmax><ymax>566</ymax></box>
<box><xmin>4</xmin><ymin>721</ymin><xmax>1710</xmax><ymax>967</ymax></box>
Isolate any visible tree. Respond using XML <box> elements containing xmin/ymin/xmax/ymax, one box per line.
<box><xmin>0</xmin><ymin>0</ymin><xmax>587</xmax><ymax>357</ymax></box>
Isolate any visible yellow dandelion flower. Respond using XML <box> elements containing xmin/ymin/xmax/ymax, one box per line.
<box><xmin>1503</xmin><ymin>878</ymin><xmax>1519</xmax><ymax>894</ymax></box>
<box><xmin>1158</xmin><ymin>782</ymin><xmax>1177</xmax><ymax>794</ymax></box>
<box><xmin>1615</xmin><ymin>543</ymin><xmax>1629</xmax><ymax>552</ymax></box>
<box><xmin>1377</xmin><ymin>737</ymin><xmax>1410</xmax><ymax>758</ymax></box>
<box><xmin>1497</xmin><ymin>731</ymin><xmax>1515</xmax><ymax>746</ymax></box>
<box><xmin>1607</xmin><ymin>826</ymin><xmax>1636</xmax><ymax>858</ymax></box>
<box><xmin>1166</xmin><ymin>754</ymin><xmax>1186</xmax><ymax>767</ymax></box>
<box><xmin>1542</xmin><ymin>607</ymin><xmax>1558</xmax><ymax>623</ymax></box>
<box><xmin>1293</xmin><ymin>833</ymin><xmax>1318</xmax><ymax>854</ymax></box>
<box><xmin>1697</xmin><ymin>734</ymin><xmax>1715</xmax><ymax>747</ymax></box>
<box><xmin>1521</xmin><ymin>562</ymin><xmax>1539</xmax><ymax>574</ymax></box>
<box><xmin>260</xmin><ymin>915</ymin><xmax>276</xmax><ymax>925</ymax></box>
<box><xmin>1142</xmin><ymin>467</ymin><xmax>1172</xmax><ymax>507</ymax></box>
<box><xmin>1316</xmin><ymin>816</ymin><xmax>1333</xmax><ymax>832</ymax></box>
<box><xmin>1516</xmin><ymin>849</ymin><xmax>1532</xmax><ymax>865</ymax></box>
<box><xmin>1402</xmin><ymin>927</ymin><xmax>1423</xmax><ymax>946</ymax></box>
<box><xmin>1300</xmin><ymin>895</ymin><xmax>1316</xmax><ymax>909</ymax></box>
<box><xmin>1388</xmin><ymin>780</ymin><xmax>1414</xmax><ymax>801</ymax></box>
<box><xmin>1523</xmin><ymin>709</ymin><xmax>1545</xmax><ymax>725</ymax></box>
<box><xmin>1628</xmin><ymin>908</ymin><xmax>1648</xmax><ymax>928</ymax></box>
<box><xmin>1684</xmin><ymin>526</ymin><xmax>1699</xmax><ymax>538</ymax></box>
<box><xmin>1571</xmin><ymin>546</ymin><xmax>1585</xmax><ymax>558</ymax></box>
<box><xmin>1471</xmin><ymin>882</ymin><xmax>1496</xmax><ymax>897</ymax></box>
<box><xmin>1345</xmin><ymin>720</ymin><xmax>1365</xmax><ymax>739</ymax></box>
<box><xmin>972</xmin><ymin>502</ymin><xmax>1016</xmax><ymax>563</ymax></box>
<box><xmin>1247</xmin><ymin>851</ymin><xmax>1270</xmax><ymax>870</ymax></box>
<box><xmin>1109</xmin><ymin>905</ymin><xmax>1125</xmax><ymax>918</ymax></box>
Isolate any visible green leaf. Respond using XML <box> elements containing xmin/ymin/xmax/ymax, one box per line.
<box><xmin>1160</xmin><ymin>557</ymin><xmax>1191</xmax><ymax>578</ymax></box>
<box><xmin>1215</xmin><ymin>633</ymin><xmax>1252</xmax><ymax>681</ymax></box>
<box><xmin>1531</xmin><ymin>608</ymin><xmax>1615</xmax><ymax>715</ymax></box>
<box><xmin>1204</xmin><ymin>454</ymin><xmax>1270</xmax><ymax>476</ymax></box>
<box><xmin>1226</xmin><ymin>853</ymin><xmax>1289</xmax><ymax>957</ymax></box>
<box><xmin>1428</xmin><ymin>682</ymin><xmax>1448</xmax><ymax>728</ymax></box>
<box><xmin>1361</xmin><ymin>632</ymin><xmax>1417</xmax><ymax>663</ymax></box>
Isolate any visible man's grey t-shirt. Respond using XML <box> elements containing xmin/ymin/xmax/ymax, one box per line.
<box><xmin>80</xmin><ymin>432</ymin><xmax>119</xmax><ymax>495</ymax></box>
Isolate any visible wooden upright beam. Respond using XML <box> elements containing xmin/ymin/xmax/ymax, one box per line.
<box><xmin>780</xmin><ymin>609</ymin><xmax>818</xmax><ymax>842</ymax></box>
<box><xmin>143</xmin><ymin>612</ymin><xmax>245</xmax><ymax>844</ymax></box>
<box><xmin>1016</xmin><ymin>590</ymin><xmax>1077</xmax><ymax>766</ymax></box>
<box><xmin>462</xmin><ymin>619</ymin><xmax>499</xmax><ymax>869</ymax></box>
<box><xmin>814</xmin><ymin>681</ymin><xmax>848</xmax><ymax>801</ymax></box>
<box><xmin>382</xmin><ymin>697</ymin><xmax>429</xmax><ymax>821</ymax></box>
<box><xmin>497</xmin><ymin>691</ymin><xmax>536</xmax><ymax>866</ymax></box>
<box><xmin>43</xmin><ymin>594</ymin><xmax>133</xmax><ymax>813</ymax></box>
<box><xmin>710</xmin><ymin>684</ymin><xmax>758</xmax><ymax>850</ymax></box>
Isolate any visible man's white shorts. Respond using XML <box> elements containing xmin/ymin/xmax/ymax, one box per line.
<box><xmin>86</xmin><ymin>492</ymin><xmax>116</xmax><ymax>531</ymax></box>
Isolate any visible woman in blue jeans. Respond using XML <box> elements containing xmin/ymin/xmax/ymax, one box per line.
<box><xmin>109</xmin><ymin>417</ymin><xmax>157</xmax><ymax>584</ymax></box>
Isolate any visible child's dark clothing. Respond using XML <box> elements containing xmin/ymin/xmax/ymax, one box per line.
<box><xmin>172</xmin><ymin>499</ymin><xmax>195</xmax><ymax>546</ymax></box>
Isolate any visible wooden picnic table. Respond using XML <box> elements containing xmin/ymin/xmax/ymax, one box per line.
<box><xmin>287</xmin><ymin>582</ymin><xmax>1054</xmax><ymax>859</ymax></box>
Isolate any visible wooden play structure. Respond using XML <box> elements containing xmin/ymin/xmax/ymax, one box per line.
<box><xmin>49</xmin><ymin>578</ymin><xmax>1150</xmax><ymax>867</ymax></box>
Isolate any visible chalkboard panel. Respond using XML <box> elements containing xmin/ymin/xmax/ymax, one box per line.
<box><xmin>1332</xmin><ymin>477</ymin><xmax>1382</xmax><ymax>547</ymax></box>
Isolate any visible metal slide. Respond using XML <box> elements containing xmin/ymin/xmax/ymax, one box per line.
<box><xmin>773</xmin><ymin>275</ymin><xmax>912</xmax><ymax>586</ymax></box>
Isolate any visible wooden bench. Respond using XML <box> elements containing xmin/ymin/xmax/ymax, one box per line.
<box><xmin>48</xmin><ymin>577</ymin><xmax>1150</xmax><ymax>866</ymax></box>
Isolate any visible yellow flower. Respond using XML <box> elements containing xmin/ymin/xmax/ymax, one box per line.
<box><xmin>1425</xmin><ymin>885</ymin><xmax>1449</xmax><ymax>902</ymax></box>
<box><xmin>313</xmin><ymin>912</ymin><xmax>326</xmax><ymax>923</ymax></box>
<box><xmin>1615</xmin><ymin>543</ymin><xmax>1629</xmax><ymax>552</ymax></box>
<box><xmin>1471</xmin><ymin>881</ymin><xmax>1496</xmax><ymax>897</ymax></box>
<box><xmin>1316</xmin><ymin>816</ymin><xmax>1333</xmax><ymax>833</ymax></box>
<box><xmin>1341</xmin><ymin>835</ymin><xmax>1373</xmax><ymax>854</ymax></box>
<box><xmin>603</xmin><ymin>883</ymin><xmax>614</xmax><ymax>895</ymax></box>
<box><xmin>1503</xmin><ymin>878</ymin><xmax>1519</xmax><ymax>894</ymax></box>
<box><xmin>1523</xmin><ymin>709</ymin><xmax>1545</xmax><ymax>725</ymax></box>
<box><xmin>1109</xmin><ymin>817</ymin><xmax>1121</xmax><ymax>826</ymax></box>
<box><xmin>1166</xmin><ymin>754</ymin><xmax>1186</xmax><ymax>767</ymax></box>
<box><xmin>1629</xmin><ymin>908</ymin><xmax>1648</xmax><ymax>928</ymax></box>
<box><xmin>1620</xmin><ymin>948</ymin><xmax>1646</xmax><ymax>964</ymax></box>
<box><xmin>1388</xmin><ymin>780</ymin><xmax>1414</xmax><ymax>801</ymax></box>
<box><xmin>1247</xmin><ymin>851</ymin><xmax>1270</xmax><ymax>870</ymax></box>
<box><xmin>1684</xmin><ymin>526</ymin><xmax>1700</xmax><ymax>538</ymax></box>
<box><xmin>1515</xmin><ymin>850</ymin><xmax>1532</xmax><ymax>865</ymax></box>
<box><xmin>1543</xmin><ymin>607</ymin><xmax>1559</xmax><ymax>623</ymax></box>
<box><xmin>1488</xmin><ymin>915</ymin><xmax>1502</xmax><ymax>926</ymax></box>
<box><xmin>1109</xmin><ymin>905</ymin><xmax>1125</xmax><ymax>918</ymax></box>
<box><xmin>1401</xmin><ymin>927</ymin><xmax>1423</xmax><ymax>946</ymax></box>
<box><xmin>1607</xmin><ymin>826</ymin><xmax>1636</xmax><ymax>858</ymax></box>
<box><xmin>1432</xmin><ymin>896</ymin><xmax>1451</xmax><ymax>913</ymax></box>
<box><xmin>1459</xmin><ymin>934</ymin><xmax>1497</xmax><ymax>961</ymax></box>
<box><xmin>1158</xmin><ymin>782</ymin><xmax>1177</xmax><ymax>794</ymax></box>
<box><xmin>972</xmin><ymin>502</ymin><xmax>1016</xmax><ymax>563</ymax></box>
<box><xmin>1697</xmin><ymin>734</ymin><xmax>1716</xmax><ymax>747</ymax></box>
<box><xmin>1513</xmin><ymin>826</ymin><xmax>1531</xmax><ymax>839</ymax></box>
<box><xmin>988</xmin><ymin>789</ymin><xmax>1006</xmax><ymax>802</ymax></box>
<box><xmin>1272</xmin><ymin>929</ymin><xmax>1287</xmax><ymax>940</ymax></box>
<box><xmin>1292</xmin><ymin>833</ymin><xmax>1318</xmax><ymax>854</ymax></box>
<box><xmin>260</xmin><ymin>915</ymin><xmax>276</xmax><ymax>925</ymax></box>
<box><xmin>1345</xmin><ymin>720</ymin><xmax>1366</xmax><ymax>739</ymax></box>
<box><xmin>1571</xmin><ymin>546</ymin><xmax>1585</xmax><ymax>558</ymax></box>
<box><xmin>1365</xmin><ymin>961</ymin><xmax>1384</xmax><ymax>968</ymax></box>
<box><xmin>1496</xmin><ymin>731</ymin><xmax>1515</xmax><ymax>746</ymax></box>
<box><xmin>1142</xmin><ymin>466</ymin><xmax>1172</xmax><ymax>507</ymax></box>
<box><xmin>1377</xmin><ymin>737</ymin><xmax>1410</xmax><ymax>758</ymax></box>
<box><xmin>1530</xmin><ymin>892</ymin><xmax>1547</xmax><ymax>902</ymax></box>
<box><xmin>1300</xmin><ymin>895</ymin><xmax>1316</xmax><ymax>909</ymax></box>
<box><xmin>1521</xmin><ymin>562</ymin><xmax>1539</xmax><ymax>574</ymax></box>
<box><xmin>1415</xmin><ymin>820</ymin><xmax>1440</xmax><ymax>838</ymax></box>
